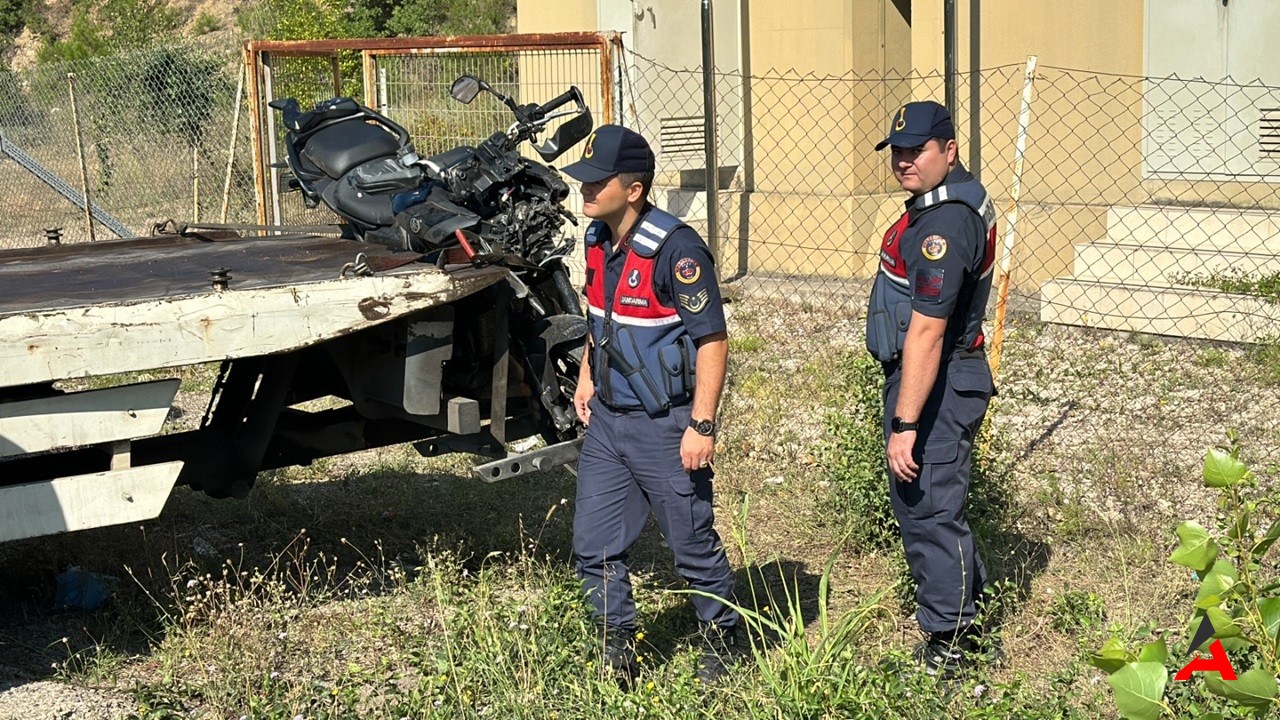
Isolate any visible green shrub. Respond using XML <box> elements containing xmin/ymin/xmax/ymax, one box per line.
<box><xmin>190</xmin><ymin>11</ymin><xmax>221</xmax><ymax>36</ymax></box>
<box><xmin>819</xmin><ymin>351</ymin><xmax>895</xmax><ymax>550</ymax></box>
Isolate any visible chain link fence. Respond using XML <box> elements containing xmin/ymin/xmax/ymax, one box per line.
<box><xmin>1</xmin><ymin>36</ymin><xmax>1278</xmax><ymax>477</ymax></box>
<box><xmin>0</xmin><ymin>42</ymin><xmax>254</xmax><ymax>247</ymax></box>
<box><xmin>622</xmin><ymin>50</ymin><xmax>1280</xmax><ymax>484</ymax></box>
<box><xmin>625</xmin><ymin>52</ymin><xmax>1280</xmax><ymax>345</ymax></box>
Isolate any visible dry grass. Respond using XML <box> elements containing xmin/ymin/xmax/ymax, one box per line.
<box><xmin>1</xmin><ymin>296</ymin><xmax>1278</xmax><ymax>716</ymax></box>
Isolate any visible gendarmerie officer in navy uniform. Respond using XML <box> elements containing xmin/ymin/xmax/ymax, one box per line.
<box><xmin>560</xmin><ymin>125</ymin><xmax>739</xmax><ymax>684</ymax></box>
<box><xmin>865</xmin><ymin>101</ymin><xmax>999</xmax><ymax>679</ymax></box>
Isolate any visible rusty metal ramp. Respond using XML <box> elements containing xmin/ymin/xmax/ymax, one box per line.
<box><xmin>0</xmin><ymin>232</ymin><xmax>464</xmax><ymax>314</ymax></box>
<box><xmin>0</xmin><ymin>232</ymin><xmax>507</xmax><ymax>386</ymax></box>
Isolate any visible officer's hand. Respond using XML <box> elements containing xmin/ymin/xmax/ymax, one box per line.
<box><xmin>887</xmin><ymin>431</ymin><xmax>919</xmax><ymax>482</ymax></box>
<box><xmin>573</xmin><ymin>383</ymin><xmax>594</xmax><ymax>426</ymax></box>
<box><xmin>681</xmin><ymin>428</ymin><xmax>715</xmax><ymax>473</ymax></box>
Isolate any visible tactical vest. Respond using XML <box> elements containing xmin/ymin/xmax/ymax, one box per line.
<box><xmin>585</xmin><ymin>208</ymin><xmax>697</xmax><ymax>414</ymax></box>
<box><xmin>866</xmin><ymin>179</ymin><xmax>998</xmax><ymax>363</ymax></box>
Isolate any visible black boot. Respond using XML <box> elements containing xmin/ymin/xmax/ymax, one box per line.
<box><xmin>912</xmin><ymin>625</ymin><xmax>1002</xmax><ymax>680</ymax></box>
<box><xmin>599</xmin><ymin>626</ymin><xmax>638</xmax><ymax>682</ymax></box>
<box><xmin>912</xmin><ymin>630</ymin><xmax>970</xmax><ymax>680</ymax></box>
<box><xmin>695</xmin><ymin>622</ymin><xmax>743</xmax><ymax>684</ymax></box>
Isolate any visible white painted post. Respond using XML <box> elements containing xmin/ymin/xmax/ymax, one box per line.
<box><xmin>221</xmin><ymin>63</ymin><xmax>246</xmax><ymax>223</ymax></box>
<box><xmin>989</xmin><ymin>55</ymin><xmax>1037</xmax><ymax>381</ymax></box>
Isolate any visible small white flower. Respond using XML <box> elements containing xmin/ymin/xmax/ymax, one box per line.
<box><xmin>972</xmin><ymin>683</ymin><xmax>987</xmax><ymax>697</ymax></box>
<box><xmin>270</xmin><ymin>671</ymin><xmax>281</xmax><ymax>680</ymax></box>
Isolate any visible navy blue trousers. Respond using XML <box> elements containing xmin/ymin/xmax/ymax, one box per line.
<box><xmin>573</xmin><ymin>398</ymin><xmax>738</xmax><ymax>631</ymax></box>
<box><xmin>883</xmin><ymin>356</ymin><xmax>993</xmax><ymax>634</ymax></box>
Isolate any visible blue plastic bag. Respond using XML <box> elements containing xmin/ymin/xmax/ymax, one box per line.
<box><xmin>54</xmin><ymin>566</ymin><xmax>115</xmax><ymax>611</ymax></box>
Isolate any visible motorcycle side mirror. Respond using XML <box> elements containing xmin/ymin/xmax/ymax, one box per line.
<box><xmin>450</xmin><ymin>76</ymin><xmax>483</xmax><ymax>104</ymax></box>
<box><xmin>534</xmin><ymin>109</ymin><xmax>594</xmax><ymax>162</ymax></box>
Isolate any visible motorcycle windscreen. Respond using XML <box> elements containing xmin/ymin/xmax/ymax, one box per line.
<box><xmin>534</xmin><ymin>109</ymin><xmax>593</xmax><ymax>163</ymax></box>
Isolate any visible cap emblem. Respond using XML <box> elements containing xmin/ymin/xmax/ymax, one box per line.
<box><xmin>583</xmin><ymin>131</ymin><xmax>596</xmax><ymax>159</ymax></box>
<box><xmin>894</xmin><ymin>106</ymin><xmax>907</xmax><ymax>131</ymax></box>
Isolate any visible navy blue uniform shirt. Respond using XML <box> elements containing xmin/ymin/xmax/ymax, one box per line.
<box><xmin>900</xmin><ymin>165</ymin><xmax>988</xmax><ymax>332</ymax></box>
<box><xmin>599</xmin><ymin>208</ymin><xmax>726</xmax><ymax>341</ymax></box>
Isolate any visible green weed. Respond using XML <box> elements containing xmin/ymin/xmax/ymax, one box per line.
<box><xmin>729</xmin><ymin>334</ymin><xmax>766</xmax><ymax>353</ymax></box>
<box><xmin>1051</xmin><ymin>588</ymin><xmax>1108</xmax><ymax>634</ymax></box>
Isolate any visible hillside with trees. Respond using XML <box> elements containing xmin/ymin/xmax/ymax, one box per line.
<box><xmin>0</xmin><ymin>0</ymin><xmax>515</xmax><ymax>70</ymax></box>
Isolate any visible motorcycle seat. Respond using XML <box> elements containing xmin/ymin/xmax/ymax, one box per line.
<box><xmin>301</xmin><ymin>118</ymin><xmax>402</xmax><ymax>180</ymax></box>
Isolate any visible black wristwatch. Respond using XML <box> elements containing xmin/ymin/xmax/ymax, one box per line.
<box><xmin>690</xmin><ymin>418</ymin><xmax>718</xmax><ymax>437</ymax></box>
<box><xmin>891</xmin><ymin>417</ymin><xmax>919</xmax><ymax>433</ymax></box>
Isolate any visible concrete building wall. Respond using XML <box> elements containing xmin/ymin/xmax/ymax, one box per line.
<box><xmin>517</xmin><ymin>0</ymin><xmax>596</xmax><ymax>33</ymax></box>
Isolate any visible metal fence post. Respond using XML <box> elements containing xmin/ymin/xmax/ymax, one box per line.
<box><xmin>701</xmin><ymin>0</ymin><xmax>719</xmax><ymax>262</ymax></box>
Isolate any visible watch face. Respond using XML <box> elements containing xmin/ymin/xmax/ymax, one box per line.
<box><xmin>694</xmin><ymin>419</ymin><xmax>715</xmax><ymax>436</ymax></box>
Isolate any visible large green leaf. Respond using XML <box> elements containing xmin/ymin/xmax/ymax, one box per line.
<box><xmin>1194</xmin><ymin>561</ymin><xmax>1240</xmax><ymax>609</ymax></box>
<box><xmin>1108</xmin><ymin>662</ymin><xmax>1168</xmax><ymax>720</ymax></box>
<box><xmin>1171</xmin><ymin>521</ymin><xmax>1219</xmax><ymax>574</ymax></box>
<box><xmin>1204</xmin><ymin>448</ymin><xmax>1250</xmax><ymax>488</ymax></box>
<box><xmin>1139</xmin><ymin>638</ymin><xmax>1168</xmax><ymax>664</ymax></box>
<box><xmin>1257</xmin><ymin>598</ymin><xmax>1280</xmax><ymax>641</ymax></box>
<box><xmin>1254</xmin><ymin>520</ymin><xmax>1280</xmax><ymax>557</ymax></box>
<box><xmin>1216</xmin><ymin>668</ymin><xmax>1279</xmax><ymax>711</ymax></box>
<box><xmin>1091</xmin><ymin>636</ymin><xmax>1138</xmax><ymax>674</ymax></box>
<box><xmin>1206</xmin><ymin>607</ymin><xmax>1243</xmax><ymax>639</ymax></box>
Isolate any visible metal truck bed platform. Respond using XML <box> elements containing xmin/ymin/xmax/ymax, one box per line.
<box><xmin>0</xmin><ymin>233</ymin><xmax>506</xmax><ymax>387</ymax></box>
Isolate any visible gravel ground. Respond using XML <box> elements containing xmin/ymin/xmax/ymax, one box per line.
<box><xmin>0</xmin><ymin>671</ymin><xmax>131</xmax><ymax>720</ymax></box>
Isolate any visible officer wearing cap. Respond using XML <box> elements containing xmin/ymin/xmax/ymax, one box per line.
<box><xmin>865</xmin><ymin>101</ymin><xmax>999</xmax><ymax>678</ymax></box>
<box><xmin>560</xmin><ymin>124</ymin><xmax>739</xmax><ymax>684</ymax></box>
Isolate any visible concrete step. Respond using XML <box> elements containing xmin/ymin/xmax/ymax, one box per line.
<box><xmin>1072</xmin><ymin>241</ymin><xmax>1280</xmax><ymax>285</ymax></box>
<box><xmin>1039</xmin><ymin>277</ymin><xmax>1280</xmax><ymax>343</ymax></box>
<box><xmin>1106</xmin><ymin>204</ymin><xmax>1280</xmax><ymax>253</ymax></box>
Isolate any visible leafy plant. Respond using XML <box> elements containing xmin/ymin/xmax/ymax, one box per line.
<box><xmin>190</xmin><ymin>11</ymin><xmax>221</xmax><ymax>36</ymax></box>
<box><xmin>1050</xmin><ymin>588</ymin><xmax>1107</xmax><ymax>634</ymax></box>
<box><xmin>1090</xmin><ymin>435</ymin><xmax>1280</xmax><ymax>719</ymax></box>
<box><xmin>1173</xmin><ymin>268</ymin><xmax>1280</xmax><ymax>303</ymax></box>
<box><xmin>820</xmin><ymin>352</ymin><xmax>898</xmax><ymax>549</ymax></box>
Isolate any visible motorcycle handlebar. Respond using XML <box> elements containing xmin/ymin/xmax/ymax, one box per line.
<box><xmin>538</xmin><ymin>87</ymin><xmax>582</xmax><ymax>115</ymax></box>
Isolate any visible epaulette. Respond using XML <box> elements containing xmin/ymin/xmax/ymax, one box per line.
<box><xmin>584</xmin><ymin>220</ymin><xmax>606</xmax><ymax>247</ymax></box>
<box><xmin>912</xmin><ymin>180</ymin><xmax>996</xmax><ymax>231</ymax></box>
<box><xmin>629</xmin><ymin>208</ymin><xmax>688</xmax><ymax>258</ymax></box>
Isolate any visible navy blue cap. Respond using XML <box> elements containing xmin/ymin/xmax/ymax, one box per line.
<box><xmin>875</xmin><ymin>101</ymin><xmax>955</xmax><ymax>151</ymax></box>
<box><xmin>560</xmin><ymin>124</ymin><xmax>655</xmax><ymax>182</ymax></box>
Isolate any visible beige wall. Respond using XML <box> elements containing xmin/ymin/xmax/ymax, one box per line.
<box><xmin>748</xmin><ymin>0</ymin><xmax>911</xmax><ymax>198</ymax></box>
<box><xmin>913</xmin><ymin>0</ymin><xmax>1144</xmax><ymax>75</ymax></box>
<box><xmin>516</xmin><ymin>0</ymin><xmax>596</xmax><ymax>33</ymax></box>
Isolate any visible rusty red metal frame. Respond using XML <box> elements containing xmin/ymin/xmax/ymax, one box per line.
<box><xmin>245</xmin><ymin>32</ymin><xmax>621</xmax><ymax>225</ymax></box>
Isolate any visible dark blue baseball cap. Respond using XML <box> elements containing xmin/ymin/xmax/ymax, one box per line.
<box><xmin>560</xmin><ymin>124</ymin><xmax>656</xmax><ymax>182</ymax></box>
<box><xmin>875</xmin><ymin>101</ymin><xmax>956</xmax><ymax>151</ymax></box>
